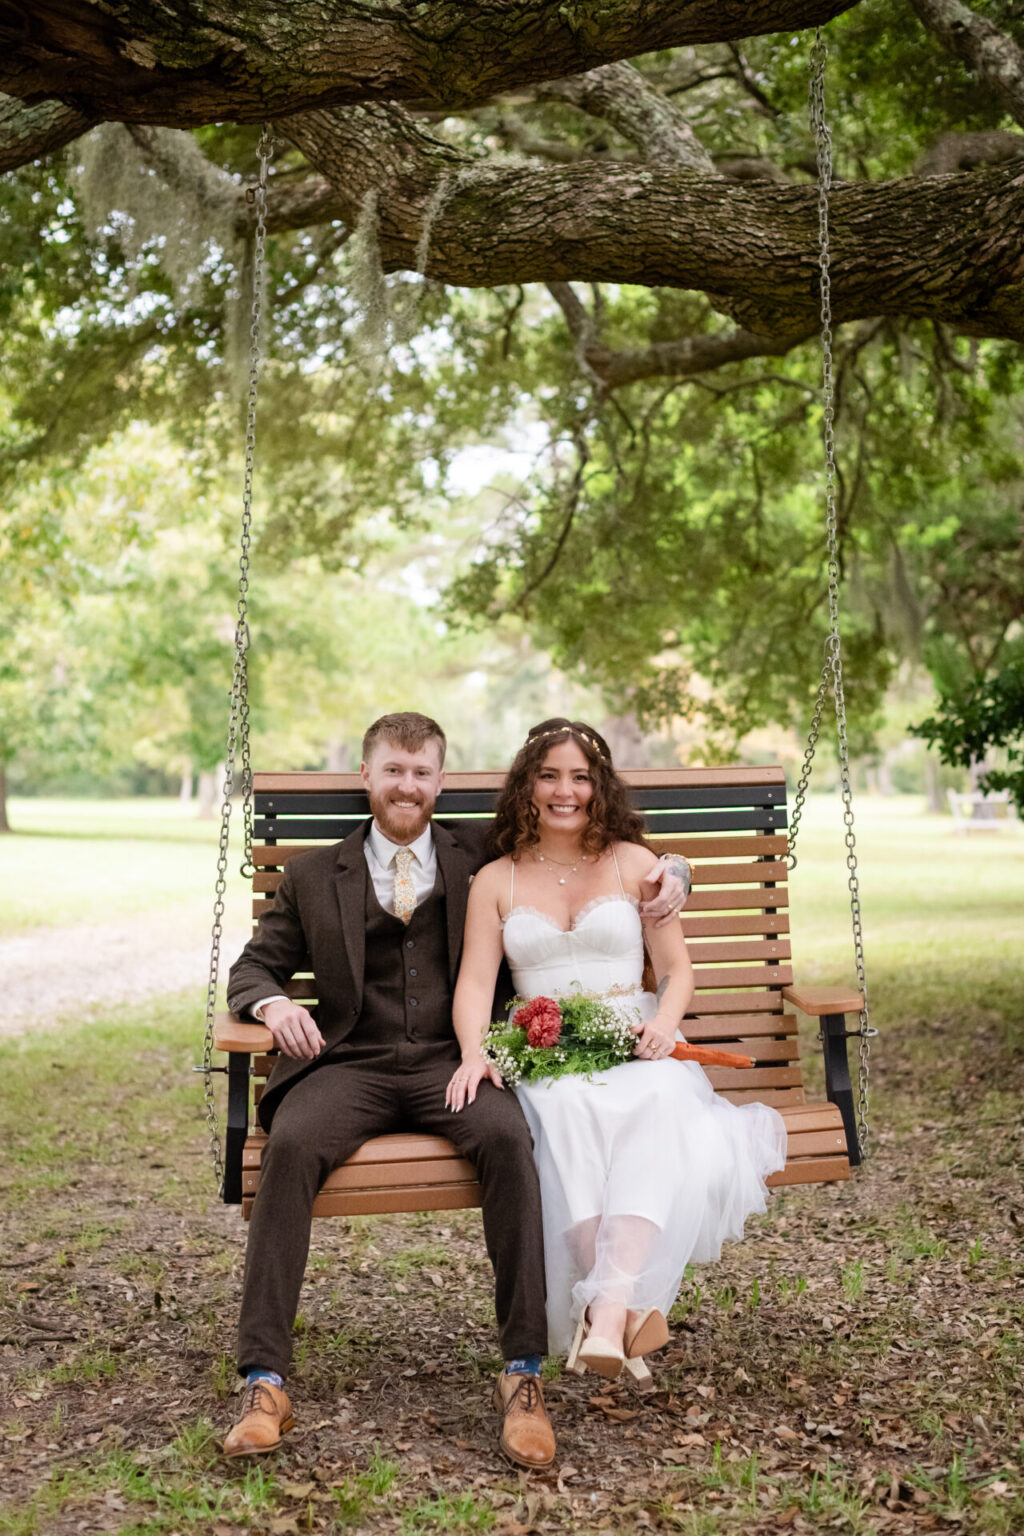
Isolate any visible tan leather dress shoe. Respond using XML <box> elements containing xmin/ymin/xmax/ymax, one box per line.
<box><xmin>493</xmin><ymin>1371</ymin><xmax>556</xmax><ymax>1471</ymax></box>
<box><xmin>222</xmin><ymin>1380</ymin><xmax>294</xmax><ymax>1458</ymax></box>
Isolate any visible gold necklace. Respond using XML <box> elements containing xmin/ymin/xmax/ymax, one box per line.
<box><xmin>533</xmin><ymin>848</ymin><xmax>591</xmax><ymax>885</ymax></box>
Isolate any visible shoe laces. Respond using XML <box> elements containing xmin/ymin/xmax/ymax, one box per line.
<box><xmin>507</xmin><ymin>1374</ymin><xmax>542</xmax><ymax>1414</ymax></box>
<box><xmin>240</xmin><ymin>1381</ymin><xmax>278</xmax><ymax>1416</ymax></box>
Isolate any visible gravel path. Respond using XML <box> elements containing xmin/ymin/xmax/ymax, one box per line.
<box><xmin>1</xmin><ymin>908</ymin><xmax>249</xmax><ymax>1038</ymax></box>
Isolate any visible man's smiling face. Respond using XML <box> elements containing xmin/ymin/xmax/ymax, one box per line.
<box><xmin>360</xmin><ymin>738</ymin><xmax>446</xmax><ymax>845</ymax></box>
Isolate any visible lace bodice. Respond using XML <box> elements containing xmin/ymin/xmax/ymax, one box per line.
<box><xmin>501</xmin><ymin>894</ymin><xmax>646</xmax><ymax>1001</ymax></box>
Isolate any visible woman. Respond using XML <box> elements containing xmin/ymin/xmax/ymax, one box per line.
<box><xmin>446</xmin><ymin>719</ymin><xmax>787</xmax><ymax>1378</ymax></box>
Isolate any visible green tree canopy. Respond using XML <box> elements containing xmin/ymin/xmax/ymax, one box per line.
<box><xmin>1</xmin><ymin>0</ymin><xmax>1022</xmax><ymax>767</ymax></box>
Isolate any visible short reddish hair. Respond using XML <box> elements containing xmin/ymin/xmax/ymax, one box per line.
<box><xmin>361</xmin><ymin>712</ymin><xmax>447</xmax><ymax>765</ymax></box>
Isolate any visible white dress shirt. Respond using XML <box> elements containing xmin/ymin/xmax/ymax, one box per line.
<box><xmin>251</xmin><ymin>821</ymin><xmax>437</xmax><ymax>1020</ymax></box>
<box><xmin>364</xmin><ymin>821</ymin><xmax>437</xmax><ymax>910</ymax></box>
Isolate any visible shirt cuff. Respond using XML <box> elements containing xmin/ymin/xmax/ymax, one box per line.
<box><xmin>251</xmin><ymin>994</ymin><xmax>289</xmax><ymax>1021</ymax></box>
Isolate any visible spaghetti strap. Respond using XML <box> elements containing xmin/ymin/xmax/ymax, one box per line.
<box><xmin>509</xmin><ymin>858</ymin><xmax>516</xmax><ymax>910</ymax></box>
<box><xmin>611</xmin><ymin>845</ymin><xmax>626</xmax><ymax>897</ymax></box>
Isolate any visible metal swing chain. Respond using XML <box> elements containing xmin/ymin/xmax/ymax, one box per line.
<box><xmin>200</xmin><ymin>125</ymin><xmax>274</xmax><ymax>1191</ymax></box>
<box><xmin>788</xmin><ymin>33</ymin><xmax>874</xmax><ymax>1153</ymax></box>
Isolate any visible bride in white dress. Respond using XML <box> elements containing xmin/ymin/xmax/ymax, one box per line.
<box><xmin>446</xmin><ymin>719</ymin><xmax>787</xmax><ymax>1379</ymax></box>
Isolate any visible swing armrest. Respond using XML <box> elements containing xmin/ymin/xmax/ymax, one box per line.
<box><xmin>783</xmin><ymin>986</ymin><xmax>866</xmax><ymax>1169</ymax></box>
<box><xmin>214</xmin><ymin>1011</ymin><xmax>275</xmax><ymax>1053</ymax></box>
<box><xmin>782</xmin><ymin>984</ymin><xmax>864</xmax><ymax>1017</ymax></box>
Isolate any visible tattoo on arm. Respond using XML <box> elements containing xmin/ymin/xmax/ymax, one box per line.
<box><xmin>659</xmin><ymin>852</ymin><xmax>692</xmax><ymax>898</ymax></box>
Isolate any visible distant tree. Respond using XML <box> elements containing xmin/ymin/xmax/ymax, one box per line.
<box><xmin>0</xmin><ymin>424</ymin><xmax>599</xmax><ymax>823</ymax></box>
<box><xmin>911</xmin><ymin>660</ymin><xmax>1024</xmax><ymax>814</ymax></box>
<box><xmin>0</xmin><ymin>446</ymin><xmax>144</xmax><ymax>830</ymax></box>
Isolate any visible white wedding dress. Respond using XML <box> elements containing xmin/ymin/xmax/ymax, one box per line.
<box><xmin>502</xmin><ymin>855</ymin><xmax>788</xmax><ymax>1354</ymax></box>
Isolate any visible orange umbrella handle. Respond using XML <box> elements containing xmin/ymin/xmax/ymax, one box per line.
<box><xmin>670</xmin><ymin>1042</ymin><xmax>753</xmax><ymax>1069</ymax></box>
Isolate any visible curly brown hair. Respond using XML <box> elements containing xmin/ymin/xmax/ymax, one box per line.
<box><xmin>490</xmin><ymin>718</ymin><xmax>647</xmax><ymax>858</ymax></box>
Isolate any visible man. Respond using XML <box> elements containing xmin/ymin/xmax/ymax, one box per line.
<box><xmin>222</xmin><ymin>712</ymin><xmax>686</xmax><ymax>1469</ymax></box>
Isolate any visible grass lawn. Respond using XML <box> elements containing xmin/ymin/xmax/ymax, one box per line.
<box><xmin>787</xmin><ymin>792</ymin><xmax>1024</xmax><ymax>983</ymax></box>
<box><xmin>0</xmin><ymin>798</ymin><xmax>250</xmax><ymax>933</ymax></box>
<box><xmin>0</xmin><ymin>794</ymin><xmax>1021</xmax><ymax>1534</ymax></box>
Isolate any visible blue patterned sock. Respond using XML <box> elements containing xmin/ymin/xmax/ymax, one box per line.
<box><xmin>505</xmin><ymin>1356</ymin><xmax>543</xmax><ymax>1378</ymax></box>
<box><xmin>246</xmin><ymin>1368</ymin><xmax>284</xmax><ymax>1389</ymax></box>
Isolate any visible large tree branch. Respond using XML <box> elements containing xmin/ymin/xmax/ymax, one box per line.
<box><xmin>537</xmin><ymin>61</ymin><xmax>714</xmax><ymax>171</ymax></box>
<box><xmin>492</xmin><ymin>121</ymin><xmax>594</xmax><ymax>165</ymax></box>
<box><xmin>0</xmin><ymin>0</ymin><xmax>858</xmax><ymax>142</ymax></box>
<box><xmin>280</xmin><ymin>105</ymin><xmax>1024</xmax><ymax>342</ymax></box>
<box><xmin>909</xmin><ymin>0</ymin><xmax>1024</xmax><ymax>129</ymax></box>
<box><xmin>261</xmin><ymin>177</ymin><xmax>348</xmax><ymax>236</ymax></box>
<box><xmin>917</xmin><ymin>129</ymin><xmax>1024</xmax><ymax>176</ymax></box>
<box><xmin>546</xmin><ymin>283</ymin><xmax>809</xmax><ymax>386</ymax></box>
<box><xmin>0</xmin><ymin>92</ymin><xmax>94</xmax><ymax>171</ymax></box>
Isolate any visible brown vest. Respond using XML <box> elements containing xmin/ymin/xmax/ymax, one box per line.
<box><xmin>349</xmin><ymin>868</ymin><xmax>453</xmax><ymax>1046</ymax></box>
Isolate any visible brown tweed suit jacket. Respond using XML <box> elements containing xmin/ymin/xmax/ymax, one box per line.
<box><xmin>227</xmin><ymin>818</ymin><xmax>510</xmax><ymax>1128</ymax></box>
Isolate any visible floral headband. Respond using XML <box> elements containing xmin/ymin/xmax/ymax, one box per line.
<box><xmin>528</xmin><ymin>725</ymin><xmax>609</xmax><ymax>763</ymax></box>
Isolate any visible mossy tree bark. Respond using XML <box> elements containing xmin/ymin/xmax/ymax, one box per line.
<box><xmin>0</xmin><ymin>1</ymin><xmax>857</xmax><ymax>123</ymax></box>
<box><xmin>1</xmin><ymin>0</ymin><xmax>1023</xmax><ymax>366</ymax></box>
<box><xmin>279</xmin><ymin>106</ymin><xmax>1024</xmax><ymax>345</ymax></box>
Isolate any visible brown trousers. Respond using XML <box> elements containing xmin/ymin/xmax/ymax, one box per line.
<box><xmin>237</xmin><ymin>1043</ymin><xmax>548</xmax><ymax>1376</ymax></box>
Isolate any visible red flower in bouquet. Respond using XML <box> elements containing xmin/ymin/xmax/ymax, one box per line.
<box><xmin>513</xmin><ymin>996</ymin><xmax>563</xmax><ymax>1049</ymax></box>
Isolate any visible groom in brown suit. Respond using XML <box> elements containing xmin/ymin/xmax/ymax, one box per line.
<box><xmin>222</xmin><ymin>710</ymin><xmax>685</xmax><ymax>1469</ymax></box>
<box><xmin>223</xmin><ymin>711</ymin><xmax>555</xmax><ymax>1469</ymax></box>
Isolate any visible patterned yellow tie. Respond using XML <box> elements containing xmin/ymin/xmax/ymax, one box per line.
<box><xmin>393</xmin><ymin>847</ymin><xmax>417</xmax><ymax>925</ymax></box>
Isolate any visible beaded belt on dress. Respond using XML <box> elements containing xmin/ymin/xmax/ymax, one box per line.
<box><xmin>546</xmin><ymin>983</ymin><xmax>646</xmax><ymax>1003</ymax></box>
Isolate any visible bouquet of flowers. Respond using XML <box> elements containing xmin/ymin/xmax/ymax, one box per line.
<box><xmin>482</xmin><ymin>994</ymin><xmax>753</xmax><ymax>1087</ymax></box>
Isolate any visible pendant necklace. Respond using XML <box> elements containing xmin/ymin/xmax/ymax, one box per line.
<box><xmin>535</xmin><ymin>849</ymin><xmax>590</xmax><ymax>885</ymax></box>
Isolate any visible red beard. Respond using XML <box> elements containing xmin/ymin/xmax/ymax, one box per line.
<box><xmin>369</xmin><ymin>790</ymin><xmax>436</xmax><ymax>844</ymax></box>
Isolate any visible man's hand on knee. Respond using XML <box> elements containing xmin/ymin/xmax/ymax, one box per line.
<box><xmin>262</xmin><ymin>1000</ymin><xmax>325</xmax><ymax>1060</ymax></box>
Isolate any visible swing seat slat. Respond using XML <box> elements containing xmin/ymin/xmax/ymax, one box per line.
<box><xmin>216</xmin><ymin>765</ymin><xmax>862</xmax><ymax>1215</ymax></box>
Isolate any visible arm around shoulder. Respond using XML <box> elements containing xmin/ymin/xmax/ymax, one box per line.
<box><xmin>614</xmin><ymin>839</ymin><xmax>661</xmax><ymax>891</ymax></box>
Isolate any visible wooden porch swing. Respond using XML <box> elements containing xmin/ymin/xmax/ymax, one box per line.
<box><xmin>199</xmin><ymin>30</ymin><xmax>874</xmax><ymax>1218</ymax></box>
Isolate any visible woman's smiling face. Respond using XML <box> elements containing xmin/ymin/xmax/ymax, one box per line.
<box><xmin>532</xmin><ymin>739</ymin><xmax>594</xmax><ymax>835</ymax></box>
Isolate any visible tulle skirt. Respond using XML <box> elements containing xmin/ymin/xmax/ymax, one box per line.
<box><xmin>515</xmin><ymin>1046</ymin><xmax>788</xmax><ymax>1354</ymax></box>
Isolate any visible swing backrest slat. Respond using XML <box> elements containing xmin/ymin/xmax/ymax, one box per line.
<box><xmin>247</xmin><ymin>765</ymin><xmax>800</xmax><ymax>1109</ymax></box>
<box><xmin>220</xmin><ymin>763</ymin><xmax>855</xmax><ymax>1214</ymax></box>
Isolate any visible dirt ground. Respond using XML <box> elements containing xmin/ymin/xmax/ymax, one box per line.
<box><xmin>0</xmin><ymin>911</ymin><xmax>246</xmax><ymax>1039</ymax></box>
<box><xmin>1</xmin><ymin>990</ymin><xmax>1022</xmax><ymax>1535</ymax></box>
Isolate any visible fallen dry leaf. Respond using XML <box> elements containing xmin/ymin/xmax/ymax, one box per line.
<box><xmin>3</xmin><ymin>950</ymin><xmax>1024</xmax><ymax>1536</ymax></box>
<box><xmin>278</xmin><ymin>1479</ymin><xmax>316</xmax><ymax>1498</ymax></box>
